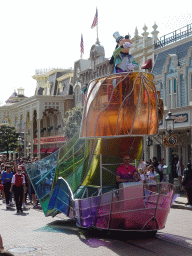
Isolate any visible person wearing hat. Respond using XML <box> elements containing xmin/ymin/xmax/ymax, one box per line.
<box><xmin>10</xmin><ymin>165</ymin><xmax>26</xmax><ymax>213</ymax></box>
<box><xmin>110</xmin><ymin>32</ymin><xmax>139</xmax><ymax>73</ymax></box>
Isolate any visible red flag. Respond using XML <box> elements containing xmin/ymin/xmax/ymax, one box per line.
<box><xmin>80</xmin><ymin>34</ymin><xmax>84</xmax><ymax>54</ymax></box>
<box><xmin>91</xmin><ymin>8</ymin><xmax>98</xmax><ymax>29</ymax></box>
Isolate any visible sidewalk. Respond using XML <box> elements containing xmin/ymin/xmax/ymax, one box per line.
<box><xmin>171</xmin><ymin>191</ymin><xmax>192</xmax><ymax>210</ymax></box>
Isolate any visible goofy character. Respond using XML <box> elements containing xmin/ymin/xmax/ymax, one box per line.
<box><xmin>110</xmin><ymin>32</ymin><xmax>139</xmax><ymax>73</ymax></box>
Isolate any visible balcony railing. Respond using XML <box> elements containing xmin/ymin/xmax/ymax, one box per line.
<box><xmin>155</xmin><ymin>23</ymin><xmax>192</xmax><ymax>49</ymax></box>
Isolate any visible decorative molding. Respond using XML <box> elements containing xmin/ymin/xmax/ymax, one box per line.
<box><xmin>57</xmin><ymin>73</ymin><xmax>73</xmax><ymax>82</ymax></box>
<box><xmin>162</xmin><ymin>54</ymin><xmax>178</xmax><ymax>74</ymax></box>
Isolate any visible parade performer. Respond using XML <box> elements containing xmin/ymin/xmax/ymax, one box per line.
<box><xmin>10</xmin><ymin>165</ymin><xmax>26</xmax><ymax>213</ymax></box>
<box><xmin>110</xmin><ymin>32</ymin><xmax>139</xmax><ymax>73</ymax></box>
<box><xmin>116</xmin><ymin>155</ymin><xmax>141</xmax><ymax>185</ymax></box>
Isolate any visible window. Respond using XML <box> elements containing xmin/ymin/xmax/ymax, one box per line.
<box><xmin>169</xmin><ymin>79</ymin><xmax>171</xmax><ymax>94</ymax></box>
<box><xmin>173</xmin><ymin>78</ymin><xmax>176</xmax><ymax>93</ymax></box>
<box><xmin>75</xmin><ymin>86</ymin><xmax>81</xmax><ymax>103</ymax></box>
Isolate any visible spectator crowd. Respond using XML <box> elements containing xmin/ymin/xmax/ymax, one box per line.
<box><xmin>0</xmin><ymin>155</ymin><xmax>39</xmax><ymax>214</ymax></box>
<box><xmin>138</xmin><ymin>156</ymin><xmax>192</xmax><ymax>208</ymax></box>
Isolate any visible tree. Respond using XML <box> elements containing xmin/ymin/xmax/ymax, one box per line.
<box><xmin>63</xmin><ymin>107</ymin><xmax>83</xmax><ymax>140</ymax></box>
<box><xmin>0</xmin><ymin>125</ymin><xmax>19</xmax><ymax>157</ymax></box>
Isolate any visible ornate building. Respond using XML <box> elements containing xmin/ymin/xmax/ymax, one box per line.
<box><xmin>0</xmin><ymin>68</ymin><xmax>74</xmax><ymax>160</ymax></box>
<box><xmin>130</xmin><ymin>23</ymin><xmax>159</xmax><ymax>69</ymax></box>
<box><xmin>73</xmin><ymin>39</ymin><xmax>114</xmax><ymax>107</ymax></box>
<box><xmin>152</xmin><ymin>24</ymin><xmax>192</xmax><ymax>168</ymax></box>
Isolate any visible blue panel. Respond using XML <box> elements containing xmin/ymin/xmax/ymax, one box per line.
<box><xmin>47</xmin><ymin>177</ymin><xmax>72</xmax><ymax>216</ymax></box>
<box><xmin>25</xmin><ymin>150</ymin><xmax>60</xmax><ymax>201</ymax></box>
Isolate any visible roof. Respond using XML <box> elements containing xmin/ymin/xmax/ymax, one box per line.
<box><xmin>5</xmin><ymin>91</ymin><xmax>17</xmax><ymax>103</ymax></box>
<box><xmin>152</xmin><ymin>40</ymin><xmax>192</xmax><ymax>76</ymax></box>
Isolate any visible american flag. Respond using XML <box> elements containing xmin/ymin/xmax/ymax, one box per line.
<box><xmin>80</xmin><ymin>34</ymin><xmax>84</xmax><ymax>55</ymax></box>
<box><xmin>5</xmin><ymin>91</ymin><xmax>17</xmax><ymax>103</ymax></box>
<box><xmin>91</xmin><ymin>8</ymin><xmax>98</xmax><ymax>29</ymax></box>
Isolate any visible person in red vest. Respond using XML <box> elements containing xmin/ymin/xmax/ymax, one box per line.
<box><xmin>10</xmin><ymin>165</ymin><xmax>26</xmax><ymax>213</ymax></box>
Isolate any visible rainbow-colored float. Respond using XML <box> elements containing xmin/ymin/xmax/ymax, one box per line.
<box><xmin>26</xmin><ymin>72</ymin><xmax>174</xmax><ymax>233</ymax></box>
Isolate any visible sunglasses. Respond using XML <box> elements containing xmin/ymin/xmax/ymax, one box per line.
<box><xmin>124</xmin><ymin>159</ymin><xmax>130</xmax><ymax>161</ymax></box>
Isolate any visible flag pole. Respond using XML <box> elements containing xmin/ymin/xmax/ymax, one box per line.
<box><xmin>80</xmin><ymin>34</ymin><xmax>84</xmax><ymax>59</ymax></box>
<box><xmin>96</xmin><ymin>8</ymin><xmax>99</xmax><ymax>43</ymax></box>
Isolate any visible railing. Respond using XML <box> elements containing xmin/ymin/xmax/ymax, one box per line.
<box><xmin>76</xmin><ymin>182</ymin><xmax>175</xmax><ymax>230</ymax></box>
<box><xmin>155</xmin><ymin>23</ymin><xmax>192</xmax><ymax>49</ymax></box>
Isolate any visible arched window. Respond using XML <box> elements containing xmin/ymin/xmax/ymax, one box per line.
<box><xmin>169</xmin><ymin>79</ymin><xmax>172</xmax><ymax>95</ymax></box>
<box><xmin>173</xmin><ymin>78</ymin><xmax>177</xmax><ymax>93</ymax></box>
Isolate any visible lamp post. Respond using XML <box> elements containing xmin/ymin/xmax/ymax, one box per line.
<box><xmin>165</xmin><ymin>111</ymin><xmax>175</xmax><ymax>135</ymax></box>
<box><xmin>18</xmin><ymin>134</ymin><xmax>24</xmax><ymax>158</ymax></box>
<box><xmin>165</xmin><ymin>111</ymin><xmax>175</xmax><ymax>184</ymax></box>
<box><xmin>146</xmin><ymin>136</ymin><xmax>153</xmax><ymax>147</ymax></box>
<box><xmin>18</xmin><ymin>136</ymin><xmax>22</xmax><ymax>158</ymax></box>
<box><xmin>28</xmin><ymin>142</ymin><xmax>31</xmax><ymax>159</ymax></box>
<box><xmin>26</xmin><ymin>146</ymin><xmax>29</xmax><ymax>157</ymax></box>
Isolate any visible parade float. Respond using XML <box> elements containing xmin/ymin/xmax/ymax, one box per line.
<box><xmin>25</xmin><ymin>71</ymin><xmax>175</xmax><ymax>234</ymax></box>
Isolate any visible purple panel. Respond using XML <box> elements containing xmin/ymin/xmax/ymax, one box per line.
<box><xmin>77</xmin><ymin>196</ymin><xmax>101</xmax><ymax>228</ymax></box>
<box><xmin>95</xmin><ymin>215</ymin><xmax>110</xmax><ymax>229</ymax></box>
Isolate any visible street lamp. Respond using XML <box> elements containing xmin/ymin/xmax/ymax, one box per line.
<box><xmin>165</xmin><ymin>111</ymin><xmax>175</xmax><ymax>184</ymax></box>
<box><xmin>146</xmin><ymin>136</ymin><xmax>153</xmax><ymax>146</ymax></box>
<box><xmin>17</xmin><ymin>135</ymin><xmax>24</xmax><ymax>158</ymax></box>
<box><xmin>165</xmin><ymin>111</ymin><xmax>175</xmax><ymax>135</ymax></box>
<box><xmin>28</xmin><ymin>142</ymin><xmax>31</xmax><ymax>158</ymax></box>
<box><xmin>26</xmin><ymin>146</ymin><xmax>29</xmax><ymax>157</ymax></box>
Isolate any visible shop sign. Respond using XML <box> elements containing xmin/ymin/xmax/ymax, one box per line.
<box><xmin>173</xmin><ymin>113</ymin><xmax>188</xmax><ymax>123</ymax></box>
<box><xmin>34</xmin><ymin>136</ymin><xmax>66</xmax><ymax>145</ymax></box>
<box><xmin>159</xmin><ymin>113</ymin><xmax>188</xmax><ymax>126</ymax></box>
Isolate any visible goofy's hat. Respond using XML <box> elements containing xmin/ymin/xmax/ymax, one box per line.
<box><xmin>113</xmin><ymin>31</ymin><xmax>124</xmax><ymax>43</ymax></box>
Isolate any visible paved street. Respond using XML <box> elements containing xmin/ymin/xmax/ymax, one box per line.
<box><xmin>0</xmin><ymin>195</ymin><xmax>192</xmax><ymax>256</ymax></box>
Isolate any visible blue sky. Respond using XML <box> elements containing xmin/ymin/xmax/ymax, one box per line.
<box><xmin>0</xmin><ymin>0</ymin><xmax>191</xmax><ymax>104</ymax></box>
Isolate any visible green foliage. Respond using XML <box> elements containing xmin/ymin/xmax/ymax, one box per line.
<box><xmin>0</xmin><ymin>125</ymin><xmax>19</xmax><ymax>155</ymax></box>
<box><xmin>63</xmin><ymin>107</ymin><xmax>83</xmax><ymax>140</ymax></box>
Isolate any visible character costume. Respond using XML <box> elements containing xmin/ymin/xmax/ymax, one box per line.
<box><xmin>110</xmin><ymin>31</ymin><xmax>139</xmax><ymax>73</ymax></box>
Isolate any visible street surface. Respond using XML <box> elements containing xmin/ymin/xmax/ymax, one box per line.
<box><xmin>0</xmin><ymin>195</ymin><xmax>192</xmax><ymax>256</ymax></box>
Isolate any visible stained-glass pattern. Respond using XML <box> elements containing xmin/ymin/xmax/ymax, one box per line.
<box><xmin>25</xmin><ymin>72</ymin><xmax>174</xmax><ymax>232</ymax></box>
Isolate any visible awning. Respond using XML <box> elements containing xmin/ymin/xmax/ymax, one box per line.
<box><xmin>0</xmin><ymin>151</ymin><xmax>16</xmax><ymax>154</ymax></box>
<box><xmin>40</xmin><ymin>148</ymin><xmax>49</xmax><ymax>153</ymax></box>
<box><xmin>47</xmin><ymin>148</ymin><xmax>59</xmax><ymax>154</ymax></box>
<box><xmin>34</xmin><ymin>148</ymin><xmax>49</xmax><ymax>154</ymax></box>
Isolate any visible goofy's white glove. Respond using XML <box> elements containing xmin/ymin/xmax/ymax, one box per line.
<box><xmin>123</xmin><ymin>42</ymin><xmax>132</xmax><ymax>49</ymax></box>
<box><xmin>127</xmin><ymin>63</ymin><xmax>135</xmax><ymax>71</ymax></box>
